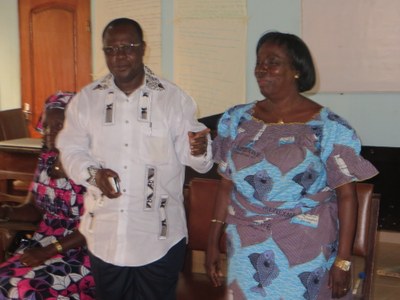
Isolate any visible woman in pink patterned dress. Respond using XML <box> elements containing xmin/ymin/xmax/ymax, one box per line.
<box><xmin>0</xmin><ymin>92</ymin><xmax>95</xmax><ymax>300</ymax></box>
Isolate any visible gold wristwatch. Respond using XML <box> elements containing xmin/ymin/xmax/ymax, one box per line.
<box><xmin>334</xmin><ymin>258</ymin><xmax>352</xmax><ymax>271</ymax></box>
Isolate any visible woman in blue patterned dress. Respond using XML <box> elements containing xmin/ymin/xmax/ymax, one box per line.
<box><xmin>0</xmin><ymin>92</ymin><xmax>95</xmax><ymax>299</ymax></box>
<box><xmin>206</xmin><ymin>32</ymin><xmax>378</xmax><ymax>300</ymax></box>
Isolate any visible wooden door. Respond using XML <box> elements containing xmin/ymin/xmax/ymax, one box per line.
<box><xmin>19</xmin><ymin>0</ymin><xmax>91</xmax><ymax>137</ymax></box>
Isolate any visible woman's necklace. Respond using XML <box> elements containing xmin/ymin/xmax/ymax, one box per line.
<box><xmin>256</xmin><ymin>102</ymin><xmax>285</xmax><ymax>124</ymax></box>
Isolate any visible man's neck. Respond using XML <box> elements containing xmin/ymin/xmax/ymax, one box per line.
<box><xmin>115</xmin><ymin>72</ymin><xmax>145</xmax><ymax>95</ymax></box>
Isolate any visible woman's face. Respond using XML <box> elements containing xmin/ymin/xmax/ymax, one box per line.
<box><xmin>42</xmin><ymin>108</ymin><xmax>65</xmax><ymax>150</ymax></box>
<box><xmin>254</xmin><ymin>42</ymin><xmax>298</xmax><ymax>98</ymax></box>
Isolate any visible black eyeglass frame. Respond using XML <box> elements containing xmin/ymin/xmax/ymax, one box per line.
<box><xmin>102</xmin><ymin>43</ymin><xmax>142</xmax><ymax>56</ymax></box>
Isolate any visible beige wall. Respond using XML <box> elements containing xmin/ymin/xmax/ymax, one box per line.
<box><xmin>0</xmin><ymin>1</ymin><xmax>20</xmax><ymax>110</ymax></box>
<box><xmin>1</xmin><ymin>0</ymin><xmax>399</xmax><ymax>147</ymax></box>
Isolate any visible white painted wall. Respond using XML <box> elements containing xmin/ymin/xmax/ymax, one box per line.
<box><xmin>0</xmin><ymin>1</ymin><xmax>20</xmax><ymax>110</ymax></box>
<box><xmin>1</xmin><ymin>0</ymin><xmax>399</xmax><ymax>147</ymax></box>
<box><xmin>161</xmin><ymin>0</ymin><xmax>400</xmax><ymax>147</ymax></box>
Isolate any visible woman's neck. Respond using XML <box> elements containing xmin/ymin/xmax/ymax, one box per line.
<box><xmin>255</xmin><ymin>95</ymin><xmax>321</xmax><ymax>124</ymax></box>
<box><xmin>260</xmin><ymin>94</ymin><xmax>304</xmax><ymax>114</ymax></box>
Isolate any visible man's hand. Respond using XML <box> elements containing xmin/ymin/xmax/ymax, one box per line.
<box><xmin>188</xmin><ymin>128</ymin><xmax>210</xmax><ymax>156</ymax></box>
<box><xmin>95</xmin><ymin>168</ymin><xmax>121</xmax><ymax>198</ymax></box>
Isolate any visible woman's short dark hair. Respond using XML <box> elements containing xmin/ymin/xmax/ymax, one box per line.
<box><xmin>102</xmin><ymin>18</ymin><xmax>143</xmax><ymax>42</ymax></box>
<box><xmin>256</xmin><ymin>31</ymin><xmax>316</xmax><ymax>92</ymax></box>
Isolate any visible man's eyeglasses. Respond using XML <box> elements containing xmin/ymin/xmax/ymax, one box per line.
<box><xmin>102</xmin><ymin>43</ymin><xmax>141</xmax><ymax>56</ymax></box>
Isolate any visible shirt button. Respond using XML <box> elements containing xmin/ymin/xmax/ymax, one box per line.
<box><xmin>124</xmin><ymin>165</ymin><xmax>127</xmax><ymax>169</ymax></box>
<box><xmin>123</xmin><ymin>189</ymin><xmax>126</xmax><ymax>192</ymax></box>
<box><xmin>125</xmin><ymin>120</ymin><xmax>129</xmax><ymax>124</ymax></box>
<box><xmin>120</xmin><ymin>209</ymin><xmax>124</xmax><ymax>213</ymax></box>
<box><xmin>125</xmin><ymin>143</ymin><xmax>128</xmax><ymax>147</ymax></box>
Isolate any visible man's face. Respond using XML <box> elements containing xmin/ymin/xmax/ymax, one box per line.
<box><xmin>102</xmin><ymin>24</ymin><xmax>145</xmax><ymax>86</ymax></box>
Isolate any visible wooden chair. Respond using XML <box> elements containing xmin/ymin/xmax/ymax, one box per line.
<box><xmin>0</xmin><ymin>221</ymin><xmax>38</xmax><ymax>262</ymax></box>
<box><xmin>0</xmin><ymin>108</ymin><xmax>31</xmax><ymax>194</ymax></box>
<box><xmin>0</xmin><ymin>109</ymin><xmax>39</xmax><ymax>262</ymax></box>
<box><xmin>0</xmin><ymin>108</ymin><xmax>29</xmax><ymax>141</ymax></box>
<box><xmin>0</xmin><ymin>191</ymin><xmax>39</xmax><ymax>262</ymax></box>
<box><xmin>352</xmin><ymin>183</ymin><xmax>380</xmax><ymax>299</ymax></box>
<box><xmin>0</xmin><ymin>170</ymin><xmax>34</xmax><ymax>195</ymax></box>
<box><xmin>177</xmin><ymin>178</ymin><xmax>380</xmax><ymax>300</ymax></box>
<box><xmin>177</xmin><ymin>178</ymin><xmax>226</xmax><ymax>300</ymax></box>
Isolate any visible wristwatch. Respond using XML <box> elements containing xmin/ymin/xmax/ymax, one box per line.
<box><xmin>87</xmin><ymin>166</ymin><xmax>99</xmax><ymax>187</ymax></box>
<box><xmin>334</xmin><ymin>258</ymin><xmax>352</xmax><ymax>271</ymax></box>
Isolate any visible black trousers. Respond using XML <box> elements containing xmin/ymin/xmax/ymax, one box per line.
<box><xmin>89</xmin><ymin>238</ymin><xmax>186</xmax><ymax>300</ymax></box>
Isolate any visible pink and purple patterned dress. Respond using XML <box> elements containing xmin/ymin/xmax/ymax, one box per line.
<box><xmin>0</xmin><ymin>151</ymin><xmax>95</xmax><ymax>300</ymax></box>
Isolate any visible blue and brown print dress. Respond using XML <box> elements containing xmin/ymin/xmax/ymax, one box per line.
<box><xmin>212</xmin><ymin>102</ymin><xmax>378</xmax><ymax>300</ymax></box>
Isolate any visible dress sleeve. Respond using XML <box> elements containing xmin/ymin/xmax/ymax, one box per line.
<box><xmin>212</xmin><ymin>109</ymin><xmax>235</xmax><ymax>179</ymax></box>
<box><xmin>321</xmin><ymin>110</ymin><xmax>378</xmax><ymax>189</ymax></box>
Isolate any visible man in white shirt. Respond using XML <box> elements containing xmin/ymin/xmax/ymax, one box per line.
<box><xmin>57</xmin><ymin>18</ymin><xmax>213</xmax><ymax>300</ymax></box>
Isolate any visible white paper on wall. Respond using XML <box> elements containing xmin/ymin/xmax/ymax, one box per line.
<box><xmin>302</xmin><ymin>0</ymin><xmax>400</xmax><ymax>93</ymax></box>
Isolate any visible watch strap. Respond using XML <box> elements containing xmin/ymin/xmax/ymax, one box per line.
<box><xmin>334</xmin><ymin>257</ymin><xmax>352</xmax><ymax>271</ymax></box>
<box><xmin>87</xmin><ymin>166</ymin><xmax>99</xmax><ymax>187</ymax></box>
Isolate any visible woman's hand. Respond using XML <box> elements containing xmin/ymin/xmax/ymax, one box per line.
<box><xmin>19</xmin><ymin>230</ymin><xmax>87</xmax><ymax>267</ymax></box>
<box><xmin>20</xmin><ymin>246</ymin><xmax>54</xmax><ymax>267</ymax></box>
<box><xmin>329</xmin><ymin>264</ymin><xmax>351</xmax><ymax>298</ymax></box>
<box><xmin>205</xmin><ymin>177</ymin><xmax>232</xmax><ymax>287</ymax></box>
<box><xmin>330</xmin><ymin>182</ymin><xmax>357</xmax><ymax>298</ymax></box>
<box><xmin>205</xmin><ymin>243</ymin><xmax>224</xmax><ymax>287</ymax></box>
<box><xmin>188</xmin><ymin>128</ymin><xmax>210</xmax><ymax>156</ymax></box>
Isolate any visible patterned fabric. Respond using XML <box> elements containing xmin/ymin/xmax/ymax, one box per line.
<box><xmin>0</xmin><ymin>151</ymin><xmax>95</xmax><ymax>300</ymax></box>
<box><xmin>36</xmin><ymin>91</ymin><xmax>75</xmax><ymax>134</ymax></box>
<box><xmin>212</xmin><ymin>102</ymin><xmax>378</xmax><ymax>300</ymax></box>
<box><xmin>93</xmin><ymin>65</ymin><xmax>165</xmax><ymax>92</ymax></box>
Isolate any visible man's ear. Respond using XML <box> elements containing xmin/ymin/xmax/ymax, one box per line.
<box><xmin>141</xmin><ymin>41</ymin><xmax>147</xmax><ymax>56</ymax></box>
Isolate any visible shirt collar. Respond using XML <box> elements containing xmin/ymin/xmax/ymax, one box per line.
<box><xmin>93</xmin><ymin>65</ymin><xmax>165</xmax><ymax>92</ymax></box>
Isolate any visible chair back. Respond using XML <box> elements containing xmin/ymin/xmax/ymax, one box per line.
<box><xmin>0</xmin><ymin>108</ymin><xmax>29</xmax><ymax>141</ymax></box>
<box><xmin>353</xmin><ymin>183</ymin><xmax>380</xmax><ymax>300</ymax></box>
<box><xmin>178</xmin><ymin>177</ymin><xmax>226</xmax><ymax>300</ymax></box>
<box><xmin>186</xmin><ymin>178</ymin><xmax>225</xmax><ymax>252</ymax></box>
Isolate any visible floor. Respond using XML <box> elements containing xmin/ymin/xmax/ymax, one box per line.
<box><xmin>362</xmin><ymin>231</ymin><xmax>400</xmax><ymax>299</ymax></box>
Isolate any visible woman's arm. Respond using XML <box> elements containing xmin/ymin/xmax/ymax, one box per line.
<box><xmin>205</xmin><ymin>177</ymin><xmax>233</xmax><ymax>287</ymax></box>
<box><xmin>329</xmin><ymin>182</ymin><xmax>358</xmax><ymax>298</ymax></box>
<box><xmin>47</xmin><ymin>155</ymin><xmax>67</xmax><ymax>179</ymax></box>
<box><xmin>20</xmin><ymin>229</ymin><xmax>87</xmax><ymax>267</ymax></box>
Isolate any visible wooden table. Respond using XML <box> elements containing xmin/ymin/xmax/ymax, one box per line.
<box><xmin>0</xmin><ymin>138</ymin><xmax>42</xmax><ymax>192</ymax></box>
